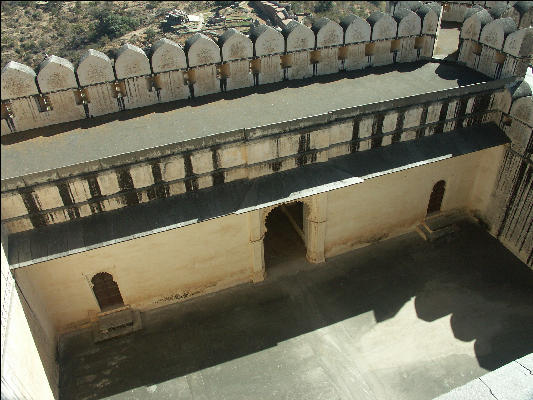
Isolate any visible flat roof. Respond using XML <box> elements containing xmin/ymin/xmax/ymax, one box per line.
<box><xmin>1</xmin><ymin>62</ymin><xmax>488</xmax><ymax>180</ymax></box>
<box><xmin>7</xmin><ymin>123</ymin><xmax>508</xmax><ymax>268</ymax></box>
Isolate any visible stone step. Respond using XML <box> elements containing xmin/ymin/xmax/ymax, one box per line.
<box><xmin>423</xmin><ymin>210</ymin><xmax>468</xmax><ymax>232</ymax></box>
<box><xmin>416</xmin><ymin>223</ymin><xmax>432</xmax><ymax>241</ymax></box>
<box><xmin>93</xmin><ymin>308</ymin><xmax>142</xmax><ymax>343</ymax></box>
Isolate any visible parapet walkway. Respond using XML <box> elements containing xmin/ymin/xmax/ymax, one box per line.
<box><xmin>1</xmin><ymin>62</ymin><xmax>487</xmax><ymax>180</ymax></box>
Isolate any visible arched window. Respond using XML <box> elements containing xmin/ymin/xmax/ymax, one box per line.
<box><xmin>91</xmin><ymin>272</ymin><xmax>124</xmax><ymax>311</ymax></box>
<box><xmin>427</xmin><ymin>180</ymin><xmax>446</xmax><ymax>215</ymax></box>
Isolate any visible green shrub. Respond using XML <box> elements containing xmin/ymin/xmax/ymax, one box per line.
<box><xmin>314</xmin><ymin>1</ymin><xmax>334</xmax><ymax>13</ymax></box>
<box><xmin>91</xmin><ymin>9</ymin><xmax>139</xmax><ymax>40</ymax></box>
<box><xmin>145</xmin><ymin>27</ymin><xmax>157</xmax><ymax>42</ymax></box>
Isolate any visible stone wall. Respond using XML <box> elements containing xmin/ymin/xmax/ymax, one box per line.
<box><xmin>325</xmin><ymin>145</ymin><xmax>505</xmax><ymax>257</ymax></box>
<box><xmin>12</xmin><ymin>146</ymin><xmax>504</xmax><ymax>334</ymax></box>
<box><xmin>484</xmin><ymin>79</ymin><xmax>533</xmax><ymax>267</ymax></box>
<box><xmin>1</xmin><ymin>6</ymin><xmax>441</xmax><ymax>136</ymax></box>
<box><xmin>1</xmin><ymin>243</ymin><xmax>57</xmax><ymax>399</ymax></box>
<box><xmin>440</xmin><ymin>2</ymin><xmax>531</xmax><ymax>26</ymax></box>
<box><xmin>13</xmin><ymin>212</ymin><xmax>253</xmax><ymax>333</ymax></box>
<box><xmin>0</xmin><ymin>80</ymin><xmax>509</xmax><ymax>235</ymax></box>
<box><xmin>457</xmin><ymin>11</ymin><xmax>532</xmax><ymax>80</ymax></box>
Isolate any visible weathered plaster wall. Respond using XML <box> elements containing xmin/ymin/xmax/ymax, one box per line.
<box><xmin>324</xmin><ymin>146</ymin><xmax>505</xmax><ymax>257</ymax></box>
<box><xmin>14</xmin><ymin>212</ymin><xmax>252</xmax><ymax>333</ymax></box>
<box><xmin>1</xmin><ymin>244</ymin><xmax>57</xmax><ymax>399</ymax></box>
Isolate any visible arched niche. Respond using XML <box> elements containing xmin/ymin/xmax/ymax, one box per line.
<box><xmin>480</xmin><ymin>18</ymin><xmax>517</xmax><ymax>49</ymax></box>
<box><xmin>219</xmin><ymin>28</ymin><xmax>253</xmax><ymax>61</ymax></box>
<box><xmin>114</xmin><ymin>43</ymin><xmax>151</xmax><ymax>79</ymax></box>
<box><xmin>461</xmin><ymin>9</ymin><xmax>493</xmax><ymax>41</ymax></box>
<box><xmin>185</xmin><ymin>33</ymin><xmax>221</xmax><ymax>67</ymax></box>
<box><xmin>37</xmin><ymin>55</ymin><xmax>78</xmax><ymax>93</ymax></box>
<box><xmin>283</xmin><ymin>21</ymin><xmax>315</xmax><ymax>52</ymax></box>
<box><xmin>151</xmin><ymin>38</ymin><xmax>187</xmax><ymax>73</ymax></box>
<box><xmin>394</xmin><ymin>8</ymin><xmax>422</xmax><ymax>37</ymax></box>
<box><xmin>249</xmin><ymin>24</ymin><xmax>284</xmax><ymax>57</ymax></box>
<box><xmin>503</xmin><ymin>27</ymin><xmax>533</xmax><ymax>57</ymax></box>
<box><xmin>1</xmin><ymin>61</ymin><xmax>39</xmax><ymax>100</ymax></box>
<box><xmin>341</xmin><ymin>14</ymin><xmax>371</xmax><ymax>44</ymax></box>
<box><xmin>367</xmin><ymin>12</ymin><xmax>397</xmax><ymax>41</ymax></box>
<box><xmin>77</xmin><ymin>49</ymin><xmax>115</xmax><ymax>86</ymax></box>
<box><xmin>416</xmin><ymin>5</ymin><xmax>439</xmax><ymax>35</ymax></box>
<box><xmin>312</xmin><ymin>17</ymin><xmax>343</xmax><ymax>48</ymax></box>
<box><xmin>91</xmin><ymin>272</ymin><xmax>125</xmax><ymax>311</ymax></box>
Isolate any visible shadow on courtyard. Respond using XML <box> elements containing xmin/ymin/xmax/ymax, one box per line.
<box><xmin>58</xmin><ymin>220</ymin><xmax>533</xmax><ymax>399</ymax></box>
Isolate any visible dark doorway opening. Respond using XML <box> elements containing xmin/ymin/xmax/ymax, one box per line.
<box><xmin>264</xmin><ymin>202</ymin><xmax>307</xmax><ymax>278</ymax></box>
<box><xmin>427</xmin><ymin>180</ymin><xmax>446</xmax><ymax>215</ymax></box>
<box><xmin>91</xmin><ymin>272</ymin><xmax>125</xmax><ymax>312</ymax></box>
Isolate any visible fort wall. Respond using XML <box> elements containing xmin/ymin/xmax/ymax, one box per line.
<box><xmin>0</xmin><ymin>79</ymin><xmax>510</xmax><ymax>235</ymax></box>
<box><xmin>1</xmin><ymin>244</ymin><xmax>57</xmax><ymax>399</ymax></box>
<box><xmin>441</xmin><ymin>1</ymin><xmax>532</xmax><ymax>27</ymax></box>
<box><xmin>14</xmin><ymin>213</ymin><xmax>251</xmax><ymax>333</ymax></box>
<box><xmin>325</xmin><ymin>145</ymin><xmax>505</xmax><ymax>257</ymax></box>
<box><xmin>1</xmin><ymin>7</ymin><xmax>442</xmax><ymax>136</ymax></box>
<box><xmin>12</xmin><ymin>146</ymin><xmax>503</xmax><ymax>334</ymax></box>
<box><xmin>457</xmin><ymin>9</ymin><xmax>532</xmax><ymax>80</ymax></box>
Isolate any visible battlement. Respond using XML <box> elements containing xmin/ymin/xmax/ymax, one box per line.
<box><xmin>457</xmin><ymin>5</ymin><xmax>532</xmax><ymax>79</ymax></box>
<box><xmin>1</xmin><ymin>5</ymin><xmax>445</xmax><ymax>136</ymax></box>
<box><xmin>439</xmin><ymin>1</ymin><xmax>532</xmax><ymax>26</ymax></box>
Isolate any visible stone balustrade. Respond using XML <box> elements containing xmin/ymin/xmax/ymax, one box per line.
<box><xmin>1</xmin><ymin>5</ymin><xmax>442</xmax><ymax>136</ymax></box>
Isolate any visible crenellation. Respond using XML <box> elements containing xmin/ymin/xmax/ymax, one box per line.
<box><xmin>282</xmin><ymin>21</ymin><xmax>315</xmax><ymax>79</ymax></box>
<box><xmin>0</xmin><ymin>10</ymin><xmax>444</xmax><ymax>136</ymax></box>
<box><xmin>502</xmin><ymin>1</ymin><xmax>533</xmax><ymax>28</ymax></box>
<box><xmin>218</xmin><ymin>29</ymin><xmax>254</xmax><ymax>91</ymax></box>
<box><xmin>458</xmin><ymin>8</ymin><xmax>530</xmax><ymax>80</ymax></box>
<box><xmin>150</xmin><ymin>39</ymin><xmax>189</xmax><ymax>103</ymax></box>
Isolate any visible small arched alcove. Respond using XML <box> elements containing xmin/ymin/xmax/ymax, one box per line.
<box><xmin>91</xmin><ymin>272</ymin><xmax>124</xmax><ymax>312</ymax></box>
<box><xmin>427</xmin><ymin>180</ymin><xmax>446</xmax><ymax>215</ymax></box>
<box><xmin>263</xmin><ymin>201</ymin><xmax>309</xmax><ymax>277</ymax></box>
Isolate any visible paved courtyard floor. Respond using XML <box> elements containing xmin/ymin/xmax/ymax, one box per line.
<box><xmin>59</xmin><ymin>220</ymin><xmax>533</xmax><ymax>400</ymax></box>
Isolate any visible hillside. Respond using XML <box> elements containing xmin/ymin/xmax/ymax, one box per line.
<box><xmin>1</xmin><ymin>1</ymin><xmax>383</xmax><ymax>69</ymax></box>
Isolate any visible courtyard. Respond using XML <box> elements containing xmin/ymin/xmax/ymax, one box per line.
<box><xmin>58</xmin><ymin>217</ymin><xmax>533</xmax><ymax>400</ymax></box>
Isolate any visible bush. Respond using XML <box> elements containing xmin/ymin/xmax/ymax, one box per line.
<box><xmin>145</xmin><ymin>27</ymin><xmax>157</xmax><ymax>42</ymax></box>
<box><xmin>314</xmin><ymin>1</ymin><xmax>334</xmax><ymax>13</ymax></box>
<box><xmin>91</xmin><ymin>9</ymin><xmax>139</xmax><ymax>40</ymax></box>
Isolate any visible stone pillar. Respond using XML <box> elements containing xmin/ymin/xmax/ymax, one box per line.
<box><xmin>304</xmin><ymin>194</ymin><xmax>327</xmax><ymax>264</ymax></box>
<box><xmin>247</xmin><ymin>210</ymin><xmax>266</xmax><ymax>282</ymax></box>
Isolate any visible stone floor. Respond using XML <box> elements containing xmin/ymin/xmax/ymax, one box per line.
<box><xmin>58</xmin><ymin>219</ymin><xmax>533</xmax><ymax>400</ymax></box>
<box><xmin>434</xmin><ymin>22</ymin><xmax>461</xmax><ymax>59</ymax></box>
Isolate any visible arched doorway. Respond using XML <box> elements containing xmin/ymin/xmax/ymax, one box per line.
<box><xmin>427</xmin><ymin>180</ymin><xmax>446</xmax><ymax>215</ymax></box>
<box><xmin>263</xmin><ymin>201</ymin><xmax>307</xmax><ymax>277</ymax></box>
<box><xmin>91</xmin><ymin>272</ymin><xmax>124</xmax><ymax>312</ymax></box>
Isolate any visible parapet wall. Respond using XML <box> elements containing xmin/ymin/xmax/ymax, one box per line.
<box><xmin>457</xmin><ymin>7</ymin><xmax>532</xmax><ymax>79</ymax></box>
<box><xmin>1</xmin><ymin>5</ymin><xmax>443</xmax><ymax>136</ymax></box>
<box><xmin>441</xmin><ymin>1</ymin><xmax>532</xmax><ymax>26</ymax></box>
